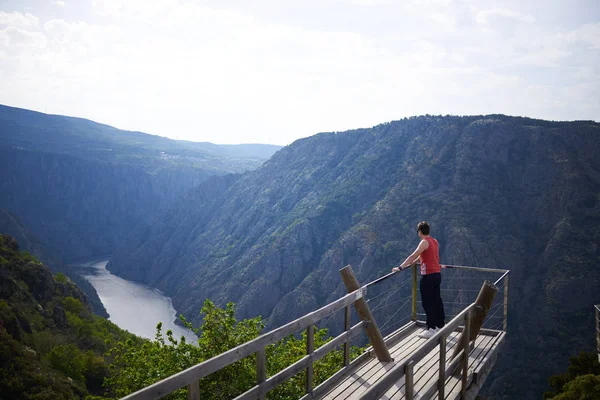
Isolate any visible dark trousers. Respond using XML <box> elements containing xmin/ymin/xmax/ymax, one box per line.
<box><xmin>420</xmin><ymin>273</ymin><xmax>445</xmax><ymax>329</ymax></box>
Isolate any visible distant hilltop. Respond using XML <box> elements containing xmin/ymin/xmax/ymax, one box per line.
<box><xmin>0</xmin><ymin>103</ymin><xmax>281</xmax><ymax>262</ymax></box>
<box><xmin>0</xmin><ymin>103</ymin><xmax>282</xmax><ymax>173</ymax></box>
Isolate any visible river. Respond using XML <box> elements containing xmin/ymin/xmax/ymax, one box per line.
<box><xmin>81</xmin><ymin>260</ymin><xmax>197</xmax><ymax>343</ymax></box>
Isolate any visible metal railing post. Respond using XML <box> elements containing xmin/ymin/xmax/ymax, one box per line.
<box><xmin>503</xmin><ymin>274</ymin><xmax>509</xmax><ymax>331</ymax></box>
<box><xmin>411</xmin><ymin>264</ymin><xmax>418</xmax><ymax>321</ymax></box>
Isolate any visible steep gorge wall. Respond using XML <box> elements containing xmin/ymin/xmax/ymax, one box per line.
<box><xmin>108</xmin><ymin>115</ymin><xmax>600</xmax><ymax>398</ymax></box>
<box><xmin>0</xmin><ymin>148</ymin><xmax>211</xmax><ymax>261</ymax></box>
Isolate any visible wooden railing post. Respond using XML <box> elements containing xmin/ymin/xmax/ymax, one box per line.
<box><xmin>306</xmin><ymin>325</ymin><xmax>314</xmax><ymax>394</ymax></box>
<box><xmin>187</xmin><ymin>381</ymin><xmax>200</xmax><ymax>400</ymax></box>
<box><xmin>340</xmin><ymin>265</ymin><xmax>392</xmax><ymax>362</ymax></box>
<box><xmin>596</xmin><ymin>306</ymin><xmax>600</xmax><ymax>364</ymax></box>
<box><xmin>461</xmin><ymin>310</ymin><xmax>471</xmax><ymax>398</ymax></box>
<box><xmin>503</xmin><ymin>275</ymin><xmax>509</xmax><ymax>331</ymax></box>
<box><xmin>411</xmin><ymin>264</ymin><xmax>418</xmax><ymax>321</ymax></box>
<box><xmin>451</xmin><ymin>280</ymin><xmax>498</xmax><ymax>360</ymax></box>
<box><xmin>438</xmin><ymin>335</ymin><xmax>446</xmax><ymax>399</ymax></box>
<box><xmin>344</xmin><ymin>305</ymin><xmax>351</xmax><ymax>366</ymax></box>
<box><xmin>405</xmin><ymin>360</ymin><xmax>415</xmax><ymax>400</ymax></box>
<box><xmin>256</xmin><ymin>348</ymin><xmax>266</xmax><ymax>400</ymax></box>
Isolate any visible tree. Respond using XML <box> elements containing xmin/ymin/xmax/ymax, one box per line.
<box><xmin>544</xmin><ymin>351</ymin><xmax>600</xmax><ymax>399</ymax></box>
<box><xmin>104</xmin><ymin>299</ymin><xmax>263</xmax><ymax>399</ymax></box>
<box><xmin>104</xmin><ymin>299</ymin><xmax>362</xmax><ymax>399</ymax></box>
<box><xmin>551</xmin><ymin>374</ymin><xmax>600</xmax><ymax>400</ymax></box>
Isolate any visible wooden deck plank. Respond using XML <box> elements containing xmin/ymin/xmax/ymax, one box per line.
<box><xmin>319</xmin><ymin>323</ymin><xmax>504</xmax><ymax>400</ymax></box>
<box><xmin>430</xmin><ymin>339</ymin><xmax>492</xmax><ymax>400</ymax></box>
<box><xmin>359</xmin><ymin>329</ymin><xmax>433</xmax><ymax>397</ymax></box>
<box><xmin>463</xmin><ymin>333</ymin><xmax>506</xmax><ymax>400</ymax></box>
<box><xmin>324</xmin><ymin>328</ymin><xmax>423</xmax><ymax>400</ymax></box>
<box><xmin>323</xmin><ymin>326</ymin><xmax>425</xmax><ymax>400</ymax></box>
<box><xmin>382</xmin><ymin>331</ymin><xmax>463</xmax><ymax>400</ymax></box>
<box><xmin>431</xmin><ymin>333</ymin><xmax>499</xmax><ymax>400</ymax></box>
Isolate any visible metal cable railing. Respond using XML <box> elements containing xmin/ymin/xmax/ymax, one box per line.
<box><xmin>365</xmin><ymin>264</ymin><xmax>510</xmax><ymax>340</ymax></box>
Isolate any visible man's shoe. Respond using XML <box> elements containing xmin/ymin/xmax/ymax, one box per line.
<box><xmin>419</xmin><ymin>328</ymin><xmax>436</xmax><ymax>339</ymax></box>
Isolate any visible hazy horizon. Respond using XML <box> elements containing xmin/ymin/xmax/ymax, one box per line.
<box><xmin>3</xmin><ymin>101</ymin><xmax>599</xmax><ymax>147</ymax></box>
<box><xmin>1</xmin><ymin>0</ymin><xmax>598</xmax><ymax>145</ymax></box>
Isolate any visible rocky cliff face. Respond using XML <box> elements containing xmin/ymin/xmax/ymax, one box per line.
<box><xmin>0</xmin><ymin>148</ymin><xmax>210</xmax><ymax>261</ymax></box>
<box><xmin>108</xmin><ymin>115</ymin><xmax>600</xmax><ymax>398</ymax></box>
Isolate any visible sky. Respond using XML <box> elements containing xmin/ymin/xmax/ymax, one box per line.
<box><xmin>0</xmin><ymin>0</ymin><xmax>598</xmax><ymax>145</ymax></box>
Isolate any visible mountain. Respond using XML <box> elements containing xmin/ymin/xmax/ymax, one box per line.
<box><xmin>0</xmin><ymin>234</ymin><xmax>136</xmax><ymax>399</ymax></box>
<box><xmin>0</xmin><ymin>104</ymin><xmax>281</xmax><ymax>262</ymax></box>
<box><xmin>0</xmin><ymin>209</ymin><xmax>108</xmax><ymax>317</ymax></box>
<box><xmin>0</xmin><ymin>104</ymin><xmax>281</xmax><ymax>173</ymax></box>
<box><xmin>108</xmin><ymin>114</ymin><xmax>600</xmax><ymax>398</ymax></box>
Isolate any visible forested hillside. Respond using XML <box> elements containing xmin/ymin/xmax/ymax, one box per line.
<box><xmin>0</xmin><ymin>209</ymin><xmax>108</xmax><ymax>317</ymax></box>
<box><xmin>0</xmin><ymin>234</ymin><xmax>138</xmax><ymax>399</ymax></box>
<box><xmin>0</xmin><ymin>234</ymin><xmax>357</xmax><ymax>399</ymax></box>
<box><xmin>108</xmin><ymin>115</ymin><xmax>600</xmax><ymax>398</ymax></box>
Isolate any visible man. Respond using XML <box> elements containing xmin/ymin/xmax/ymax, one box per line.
<box><xmin>392</xmin><ymin>221</ymin><xmax>445</xmax><ymax>339</ymax></box>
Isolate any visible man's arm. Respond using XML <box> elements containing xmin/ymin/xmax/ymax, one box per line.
<box><xmin>392</xmin><ymin>240</ymin><xmax>429</xmax><ymax>272</ymax></box>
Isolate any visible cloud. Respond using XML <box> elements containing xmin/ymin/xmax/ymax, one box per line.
<box><xmin>0</xmin><ymin>11</ymin><xmax>39</xmax><ymax>29</ymax></box>
<box><xmin>0</xmin><ymin>27</ymin><xmax>46</xmax><ymax>48</ymax></box>
<box><xmin>567</xmin><ymin>23</ymin><xmax>600</xmax><ymax>49</ymax></box>
<box><xmin>91</xmin><ymin>0</ymin><xmax>124</xmax><ymax>18</ymax></box>
<box><xmin>430</xmin><ymin>13</ymin><xmax>456</xmax><ymax>30</ymax></box>
<box><xmin>475</xmin><ymin>8</ymin><xmax>535</xmax><ymax>25</ymax></box>
<box><xmin>0</xmin><ymin>2</ymin><xmax>597</xmax><ymax>144</ymax></box>
<box><xmin>347</xmin><ymin>0</ymin><xmax>392</xmax><ymax>6</ymax></box>
<box><xmin>52</xmin><ymin>1</ymin><xmax>66</xmax><ymax>7</ymax></box>
<box><xmin>92</xmin><ymin>0</ymin><xmax>179</xmax><ymax>19</ymax></box>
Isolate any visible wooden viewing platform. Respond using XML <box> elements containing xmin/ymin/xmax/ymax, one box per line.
<box><xmin>122</xmin><ymin>264</ymin><xmax>510</xmax><ymax>400</ymax></box>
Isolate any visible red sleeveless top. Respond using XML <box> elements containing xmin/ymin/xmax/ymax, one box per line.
<box><xmin>419</xmin><ymin>236</ymin><xmax>441</xmax><ymax>275</ymax></box>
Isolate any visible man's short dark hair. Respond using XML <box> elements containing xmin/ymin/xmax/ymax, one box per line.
<box><xmin>417</xmin><ymin>221</ymin><xmax>430</xmax><ymax>235</ymax></box>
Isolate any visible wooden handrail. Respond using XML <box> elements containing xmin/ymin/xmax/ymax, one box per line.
<box><xmin>122</xmin><ymin>286</ymin><xmax>367</xmax><ymax>400</ymax></box>
<box><xmin>233</xmin><ymin>321</ymin><xmax>367</xmax><ymax>400</ymax></box>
